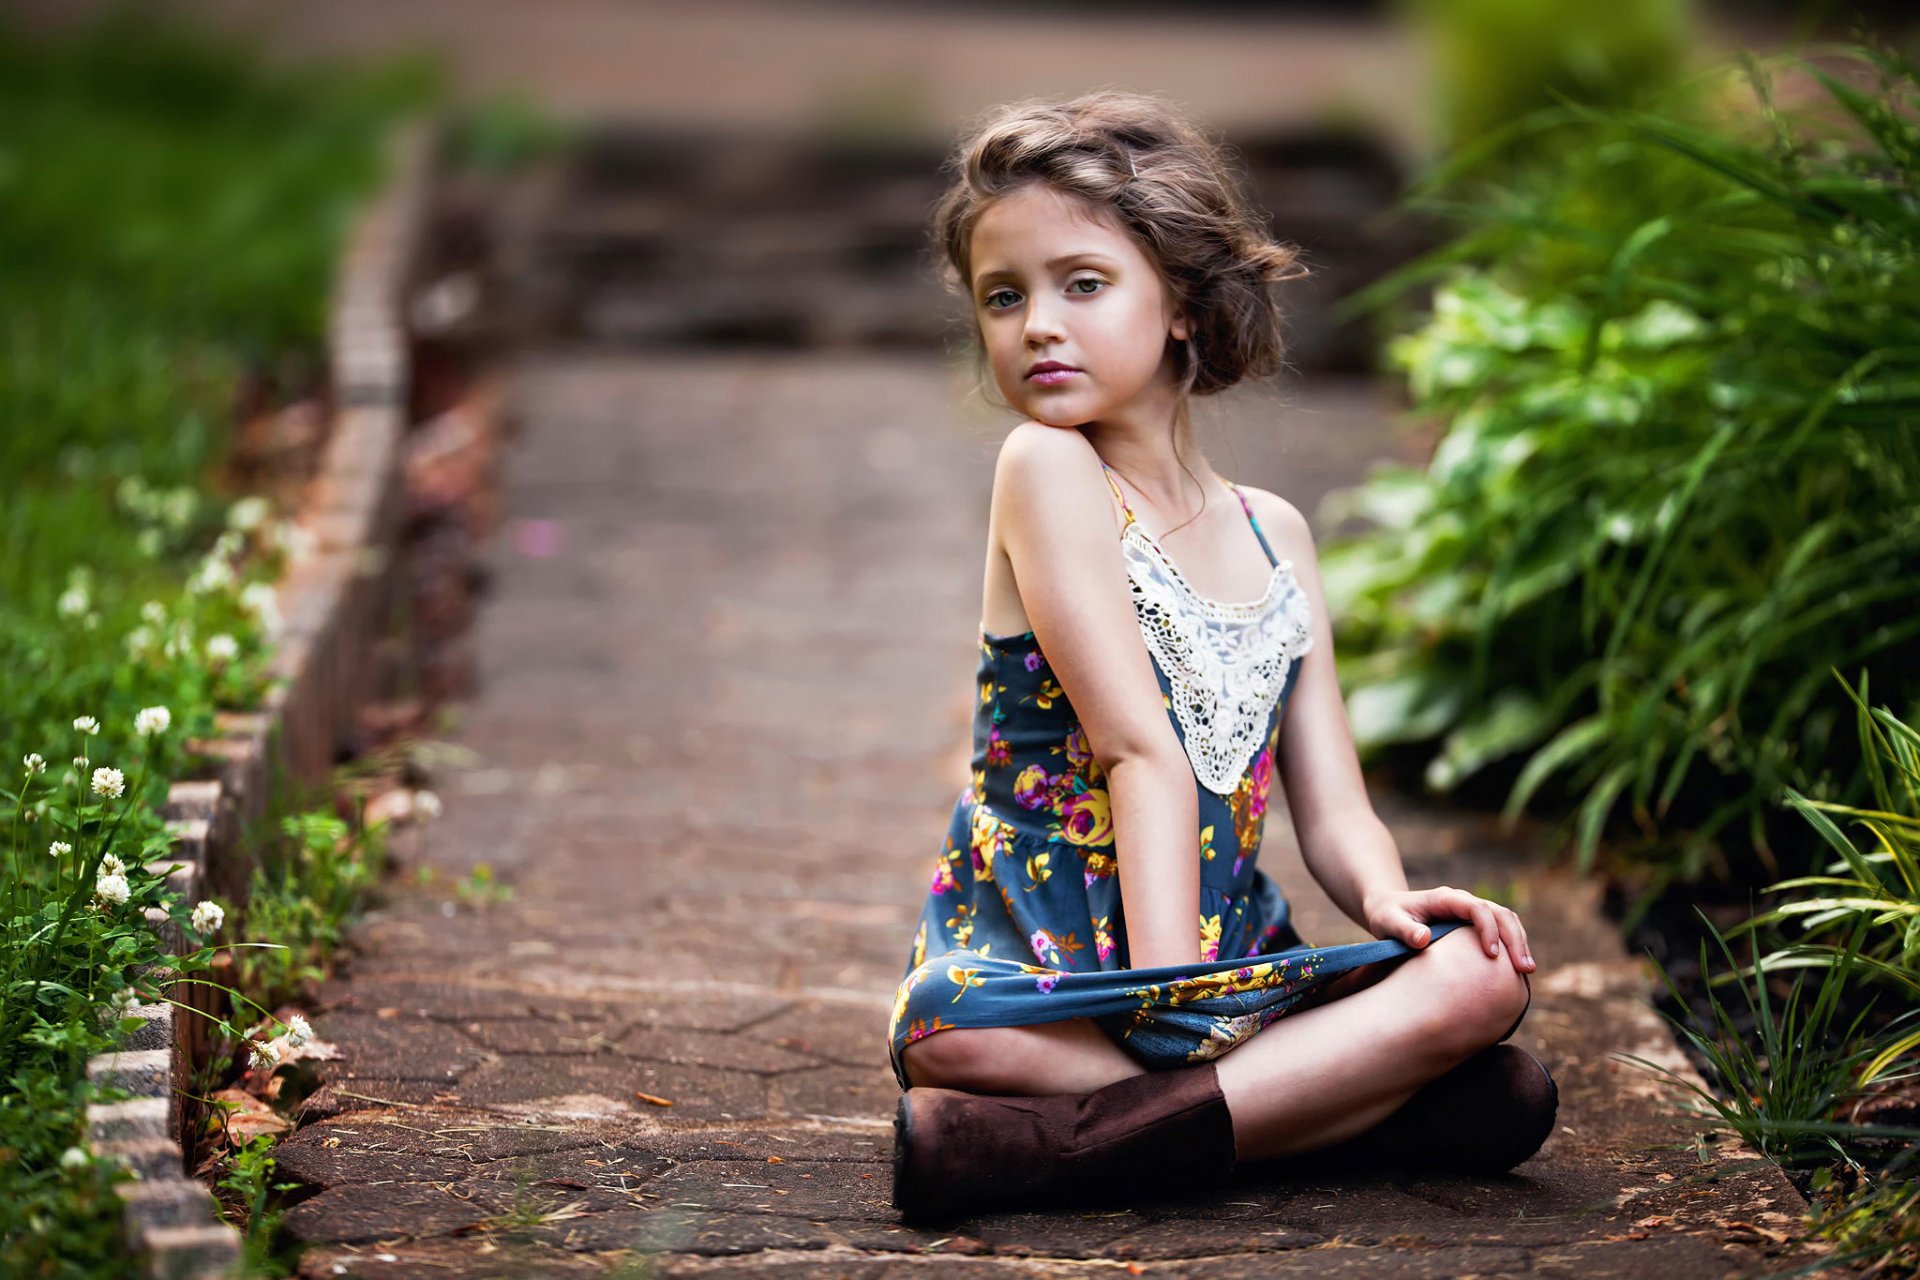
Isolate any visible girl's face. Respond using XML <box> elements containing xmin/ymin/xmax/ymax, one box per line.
<box><xmin>968</xmin><ymin>183</ymin><xmax>1189</xmax><ymax>429</ymax></box>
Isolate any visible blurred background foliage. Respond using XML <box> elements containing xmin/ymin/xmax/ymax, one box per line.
<box><xmin>1326</xmin><ymin>37</ymin><xmax>1920</xmax><ymax>905</ymax></box>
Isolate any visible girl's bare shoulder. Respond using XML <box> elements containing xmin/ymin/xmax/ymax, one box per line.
<box><xmin>1231</xmin><ymin>483</ymin><xmax>1315</xmax><ymax>560</ymax></box>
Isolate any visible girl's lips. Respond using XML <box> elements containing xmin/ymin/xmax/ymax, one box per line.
<box><xmin>1028</xmin><ymin>369</ymin><xmax>1080</xmax><ymax>387</ymax></box>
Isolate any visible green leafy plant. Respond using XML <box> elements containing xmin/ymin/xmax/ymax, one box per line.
<box><xmin>232</xmin><ymin>807</ymin><xmax>389</xmax><ymax>1012</ymax></box>
<box><xmin>1620</xmin><ymin>910</ymin><xmax>1919</xmax><ymax>1166</ymax></box>
<box><xmin>1730</xmin><ymin>670</ymin><xmax>1920</xmax><ymax>1082</ymax></box>
<box><xmin>1325</xmin><ymin>40</ymin><xmax>1920</xmax><ymax>895</ymax></box>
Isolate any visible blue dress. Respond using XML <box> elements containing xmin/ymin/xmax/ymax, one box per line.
<box><xmin>886</xmin><ymin>462</ymin><xmax>1467</xmax><ymax>1090</ymax></box>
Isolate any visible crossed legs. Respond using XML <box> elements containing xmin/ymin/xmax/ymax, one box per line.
<box><xmin>897</xmin><ymin>925</ymin><xmax>1533</xmax><ymax>1163</ymax></box>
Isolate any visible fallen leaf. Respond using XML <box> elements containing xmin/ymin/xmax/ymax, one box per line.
<box><xmin>634</xmin><ymin>1090</ymin><xmax>674</xmax><ymax>1107</ymax></box>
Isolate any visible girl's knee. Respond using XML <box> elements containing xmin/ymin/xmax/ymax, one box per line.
<box><xmin>1416</xmin><ymin>927</ymin><xmax>1534</xmax><ymax>1054</ymax></box>
<box><xmin>900</xmin><ymin>1027</ymin><xmax>1002</xmax><ymax>1091</ymax></box>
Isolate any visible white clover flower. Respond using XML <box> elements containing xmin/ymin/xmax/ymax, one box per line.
<box><xmin>22</xmin><ymin>807</ymin><xmax>37</xmax><ymax>824</ymax></box>
<box><xmin>161</xmin><ymin>487</ymin><xmax>197</xmax><ymax>531</ymax></box>
<box><xmin>187</xmin><ymin>555</ymin><xmax>235</xmax><ymax>595</ymax></box>
<box><xmin>141</xmin><ymin>601</ymin><xmax>168</xmax><ymax>626</ymax></box>
<box><xmin>23</xmin><ymin>753</ymin><xmax>45</xmax><ymax>776</ymax></box>
<box><xmin>247</xmin><ymin>1037</ymin><xmax>283</xmax><ymax>1071</ymax></box>
<box><xmin>108</xmin><ymin>987</ymin><xmax>140</xmax><ymax>1016</ymax></box>
<box><xmin>125</xmin><ymin>626</ymin><xmax>156</xmax><ymax>658</ymax></box>
<box><xmin>134</xmin><ymin>706</ymin><xmax>171</xmax><ymax>738</ymax></box>
<box><xmin>227</xmin><ymin>496</ymin><xmax>271</xmax><ymax>533</ymax></box>
<box><xmin>60</xmin><ymin>1146</ymin><xmax>90</xmax><ymax>1170</ymax></box>
<box><xmin>57</xmin><ymin>586</ymin><xmax>91</xmax><ymax>618</ymax></box>
<box><xmin>98</xmin><ymin>852</ymin><xmax>126</xmax><ymax>878</ymax></box>
<box><xmin>240</xmin><ymin>582</ymin><xmax>278</xmax><ymax>617</ymax></box>
<box><xmin>413</xmin><ymin>790</ymin><xmax>443</xmax><ymax>820</ymax></box>
<box><xmin>72</xmin><ymin>755</ymin><xmax>89</xmax><ymax>771</ymax></box>
<box><xmin>49</xmin><ymin>840</ymin><xmax>72</xmax><ymax>858</ymax></box>
<box><xmin>73</xmin><ymin>715</ymin><xmax>99</xmax><ymax>735</ymax></box>
<box><xmin>94</xmin><ymin>873</ymin><xmax>130</xmax><ymax>905</ymax></box>
<box><xmin>205</xmin><ymin>634</ymin><xmax>240</xmax><ymax>665</ymax></box>
<box><xmin>162</xmin><ymin>622</ymin><xmax>196</xmax><ymax>662</ymax></box>
<box><xmin>91</xmin><ymin>767</ymin><xmax>125</xmax><ymax>799</ymax></box>
<box><xmin>135</xmin><ymin>529</ymin><xmax>165</xmax><ymax>559</ymax></box>
<box><xmin>190</xmin><ymin>900</ymin><xmax>224</xmax><ymax>934</ymax></box>
<box><xmin>284</xmin><ymin>1013</ymin><xmax>313</xmax><ymax>1048</ymax></box>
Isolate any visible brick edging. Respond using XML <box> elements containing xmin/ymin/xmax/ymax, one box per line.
<box><xmin>82</xmin><ymin>119</ymin><xmax>438</xmax><ymax>1280</ymax></box>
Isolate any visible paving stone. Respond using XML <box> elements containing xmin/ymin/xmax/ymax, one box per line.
<box><xmin>633</xmin><ymin>1157</ymin><xmax>892</xmax><ymax>1223</ymax></box>
<box><xmin>453</xmin><ymin>1053</ymin><xmax>772</xmax><ymax>1123</ymax></box>
<box><xmin>280</xmin><ymin>1180</ymin><xmax>496</xmax><ymax>1245</ymax></box>
<box><xmin>308</xmin><ymin>1010</ymin><xmax>492</xmax><ymax>1082</ymax></box>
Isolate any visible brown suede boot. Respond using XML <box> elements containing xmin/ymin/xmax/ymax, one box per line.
<box><xmin>892</xmin><ymin>1060</ymin><xmax>1238</xmax><ymax>1226</ymax></box>
<box><xmin>1270</xmin><ymin>1044</ymin><xmax>1559</xmax><ymax>1177</ymax></box>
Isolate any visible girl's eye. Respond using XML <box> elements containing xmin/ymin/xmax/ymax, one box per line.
<box><xmin>1068</xmin><ymin>278</ymin><xmax>1104</xmax><ymax>295</ymax></box>
<box><xmin>983</xmin><ymin>289</ymin><xmax>1020</xmax><ymax>310</ymax></box>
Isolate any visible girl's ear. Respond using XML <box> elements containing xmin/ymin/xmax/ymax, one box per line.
<box><xmin>1170</xmin><ymin>313</ymin><xmax>1190</xmax><ymax>342</ymax></box>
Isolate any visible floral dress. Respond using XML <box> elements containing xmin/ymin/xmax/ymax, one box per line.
<box><xmin>886</xmin><ymin>462</ymin><xmax>1467</xmax><ymax>1090</ymax></box>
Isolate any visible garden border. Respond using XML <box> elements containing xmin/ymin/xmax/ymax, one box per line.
<box><xmin>79</xmin><ymin>119</ymin><xmax>437</xmax><ymax>1280</ymax></box>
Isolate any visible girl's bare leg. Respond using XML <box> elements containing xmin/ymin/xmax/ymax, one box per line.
<box><xmin>1213</xmin><ymin>926</ymin><xmax>1530</xmax><ymax>1161</ymax></box>
<box><xmin>901</xmin><ymin>926</ymin><xmax>1531</xmax><ymax>1163</ymax></box>
<box><xmin>900</xmin><ymin>1014</ymin><xmax>1145</xmax><ymax>1095</ymax></box>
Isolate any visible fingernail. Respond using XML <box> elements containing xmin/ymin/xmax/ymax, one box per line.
<box><xmin>1491</xmin><ymin>941</ymin><xmax>1501</xmax><ymax>955</ymax></box>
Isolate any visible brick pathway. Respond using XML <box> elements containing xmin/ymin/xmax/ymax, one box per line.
<box><xmin>283</xmin><ymin>352</ymin><xmax>1830</xmax><ymax>1278</ymax></box>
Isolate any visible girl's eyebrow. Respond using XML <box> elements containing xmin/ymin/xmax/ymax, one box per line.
<box><xmin>974</xmin><ymin>253</ymin><xmax>1118</xmax><ymax>286</ymax></box>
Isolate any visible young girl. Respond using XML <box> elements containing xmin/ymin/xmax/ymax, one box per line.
<box><xmin>885</xmin><ymin>91</ymin><xmax>1557</xmax><ymax>1225</ymax></box>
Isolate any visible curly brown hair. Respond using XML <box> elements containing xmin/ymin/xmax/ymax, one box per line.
<box><xmin>930</xmin><ymin>88</ymin><xmax>1309</xmax><ymax>400</ymax></box>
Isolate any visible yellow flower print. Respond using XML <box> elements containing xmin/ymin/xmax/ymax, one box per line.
<box><xmin>1198</xmin><ymin>823</ymin><xmax>1218</xmax><ymax>862</ymax></box>
<box><xmin>1061</xmin><ymin>722</ymin><xmax>1104</xmax><ymax>784</ymax></box>
<box><xmin>1057</xmin><ymin>787</ymin><xmax>1113</xmax><ymax>847</ymax></box>
<box><xmin>968</xmin><ymin>804</ymin><xmax>1017</xmax><ymax>883</ymax></box>
<box><xmin>971</xmin><ymin>767</ymin><xmax>987</xmax><ymax>802</ymax></box>
<box><xmin>1094</xmin><ymin>915</ymin><xmax>1116</xmax><ymax>961</ymax></box>
<box><xmin>945</xmin><ymin>901</ymin><xmax>976</xmax><ymax>946</ymax></box>
<box><xmin>912</xmin><ymin>920</ymin><xmax>928</xmax><ymax>968</ymax></box>
<box><xmin>947</xmin><ymin>965</ymin><xmax>986</xmax><ymax>1003</ymax></box>
<box><xmin>1082</xmin><ymin>849</ymin><xmax>1116</xmax><ymax>887</ymax></box>
<box><xmin>1024</xmin><ymin>849</ymin><xmax>1052</xmax><ymax>891</ymax></box>
<box><xmin>1024</xmin><ymin>676</ymin><xmax>1065</xmax><ymax>710</ymax></box>
<box><xmin>891</xmin><ymin>963</ymin><xmax>928</xmax><ymax>1032</ymax></box>
<box><xmin>907</xmin><ymin>1015</ymin><xmax>955</xmax><ymax>1042</ymax></box>
<box><xmin>1199</xmin><ymin>912</ymin><xmax>1222</xmax><ymax>963</ymax></box>
<box><xmin>979</xmin><ymin>676</ymin><xmax>1005</xmax><ymax>707</ymax></box>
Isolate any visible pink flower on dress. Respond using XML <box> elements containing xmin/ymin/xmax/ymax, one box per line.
<box><xmin>1035</xmin><ymin>972</ymin><xmax>1060</xmax><ymax>994</ymax></box>
<box><xmin>1023</xmin><ymin>650</ymin><xmax>1046</xmax><ymax>673</ymax></box>
<box><xmin>985</xmin><ymin>726</ymin><xmax>1011</xmax><ymax>767</ymax></box>
<box><xmin>1248</xmin><ymin>747</ymin><xmax>1274</xmax><ymax>822</ymax></box>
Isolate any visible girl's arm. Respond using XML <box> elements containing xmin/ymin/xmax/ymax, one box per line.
<box><xmin>991</xmin><ymin>422</ymin><xmax>1202</xmax><ymax>970</ymax></box>
<box><xmin>1250</xmin><ymin>490</ymin><xmax>1535</xmax><ymax>971</ymax></box>
<box><xmin>1262</xmin><ymin>498</ymin><xmax>1407</xmax><ymax>926</ymax></box>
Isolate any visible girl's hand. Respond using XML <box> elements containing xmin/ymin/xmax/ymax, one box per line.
<box><xmin>1364</xmin><ymin>886</ymin><xmax>1535</xmax><ymax>973</ymax></box>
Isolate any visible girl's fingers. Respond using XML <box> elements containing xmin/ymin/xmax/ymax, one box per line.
<box><xmin>1506</xmin><ymin>908</ymin><xmax>1536</xmax><ymax>971</ymax></box>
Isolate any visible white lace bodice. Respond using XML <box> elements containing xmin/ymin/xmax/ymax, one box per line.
<box><xmin>1119</xmin><ymin>522</ymin><xmax>1315</xmax><ymax>795</ymax></box>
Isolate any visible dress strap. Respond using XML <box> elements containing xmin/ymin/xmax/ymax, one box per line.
<box><xmin>1098</xmin><ymin>461</ymin><xmax>1137</xmax><ymax>529</ymax></box>
<box><xmin>1222</xmin><ymin>478</ymin><xmax>1281</xmax><ymax>568</ymax></box>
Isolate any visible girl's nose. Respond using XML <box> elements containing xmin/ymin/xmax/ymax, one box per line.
<box><xmin>1023</xmin><ymin>297</ymin><xmax>1066</xmax><ymax>346</ymax></box>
